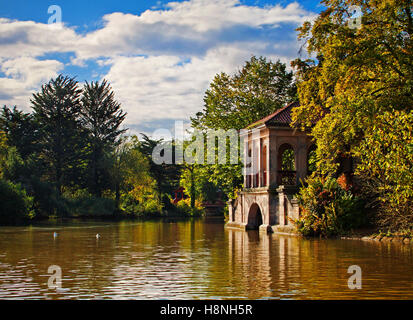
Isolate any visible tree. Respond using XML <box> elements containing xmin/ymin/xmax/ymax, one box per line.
<box><xmin>81</xmin><ymin>80</ymin><xmax>127</xmax><ymax>197</ymax></box>
<box><xmin>31</xmin><ymin>75</ymin><xmax>85</xmax><ymax>194</ymax></box>
<box><xmin>111</xmin><ymin>136</ymin><xmax>161</xmax><ymax>214</ymax></box>
<box><xmin>291</xmin><ymin>0</ymin><xmax>413</xmax><ymax>230</ymax></box>
<box><xmin>0</xmin><ymin>106</ymin><xmax>40</xmax><ymax>159</ymax></box>
<box><xmin>192</xmin><ymin>56</ymin><xmax>296</xmax><ymax>131</ymax></box>
<box><xmin>0</xmin><ymin>131</ymin><xmax>7</xmax><ymax>179</ymax></box>
<box><xmin>138</xmin><ymin>134</ymin><xmax>182</xmax><ymax>200</ymax></box>
<box><xmin>191</xmin><ymin>56</ymin><xmax>296</xmax><ymax>199</ymax></box>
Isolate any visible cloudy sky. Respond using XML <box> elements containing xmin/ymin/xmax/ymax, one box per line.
<box><xmin>0</xmin><ymin>0</ymin><xmax>322</xmax><ymax>135</ymax></box>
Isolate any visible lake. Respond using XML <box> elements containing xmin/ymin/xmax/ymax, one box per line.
<box><xmin>0</xmin><ymin>218</ymin><xmax>412</xmax><ymax>299</ymax></box>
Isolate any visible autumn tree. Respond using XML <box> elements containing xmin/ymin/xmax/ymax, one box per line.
<box><xmin>292</xmin><ymin>0</ymin><xmax>413</xmax><ymax>230</ymax></box>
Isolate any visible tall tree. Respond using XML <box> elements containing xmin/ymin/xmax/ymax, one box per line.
<box><xmin>81</xmin><ymin>80</ymin><xmax>126</xmax><ymax>197</ymax></box>
<box><xmin>31</xmin><ymin>75</ymin><xmax>84</xmax><ymax>194</ymax></box>
<box><xmin>192</xmin><ymin>56</ymin><xmax>296</xmax><ymax>131</ymax></box>
<box><xmin>291</xmin><ymin>0</ymin><xmax>413</xmax><ymax>230</ymax></box>
<box><xmin>190</xmin><ymin>56</ymin><xmax>296</xmax><ymax>199</ymax></box>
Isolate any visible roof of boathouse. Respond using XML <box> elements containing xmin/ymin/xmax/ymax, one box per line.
<box><xmin>245</xmin><ymin>101</ymin><xmax>300</xmax><ymax>129</ymax></box>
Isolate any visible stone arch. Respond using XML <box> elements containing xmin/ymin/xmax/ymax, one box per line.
<box><xmin>246</xmin><ymin>203</ymin><xmax>263</xmax><ymax>230</ymax></box>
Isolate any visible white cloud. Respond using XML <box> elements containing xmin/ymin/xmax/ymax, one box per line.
<box><xmin>0</xmin><ymin>18</ymin><xmax>79</xmax><ymax>59</ymax></box>
<box><xmin>0</xmin><ymin>57</ymin><xmax>63</xmax><ymax>108</ymax></box>
<box><xmin>0</xmin><ymin>0</ymin><xmax>316</xmax><ymax>131</ymax></box>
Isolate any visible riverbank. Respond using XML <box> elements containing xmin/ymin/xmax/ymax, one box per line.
<box><xmin>340</xmin><ymin>229</ymin><xmax>413</xmax><ymax>244</ymax></box>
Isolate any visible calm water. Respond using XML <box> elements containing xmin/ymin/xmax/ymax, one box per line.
<box><xmin>0</xmin><ymin>218</ymin><xmax>412</xmax><ymax>300</ymax></box>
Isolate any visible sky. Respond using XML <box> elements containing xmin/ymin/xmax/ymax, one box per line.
<box><xmin>0</xmin><ymin>0</ymin><xmax>323</xmax><ymax>135</ymax></box>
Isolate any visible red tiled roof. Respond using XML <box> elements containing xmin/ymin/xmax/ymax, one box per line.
<box><xmin>246</xmin><ymin>101</ymin><xmax>299</xmax><ymax>129</ymax></box>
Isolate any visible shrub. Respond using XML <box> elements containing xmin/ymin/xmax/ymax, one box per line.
<box><xmin>30</xmin><ymin>178</ymin><xmax>68</xmax><ymax>217</ymax></box>
<box><xmin>67</xmin><ymin>197</ymin><xmax>116</xmax><ymax>217</ymax></box>
<box><xmin>174</xmin><ymin>198</ymin><xmax>204</xmax><ymax>217</ymax></box>
<box><xmin>62</xmin><ymin>188</ymin><xmax>116</xmax><ymax>217</ymax></box>
<box><xmin>355</xmin><ymin>110</ymin><xmax>413</xmax><ymax>232</ymax></box>
<box><xmin>0</xmin><ymin>179</ymin><xmax>35</xmax><ymax>224</ymax></box>
<box><xmin>295</xmin><ymin>175</ymin><xmax>366</xmax><ymax>237</ymax></box>
<box><xmin>119</xmin><ymin>191</ymin><xmax>163</xmax><ymax>217</ymax></box>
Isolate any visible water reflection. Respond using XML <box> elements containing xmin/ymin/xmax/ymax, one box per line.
<box><xmin>0</xmin><ymin>219</ymin><xmax>412</xmax><ymax>299</ymax></box>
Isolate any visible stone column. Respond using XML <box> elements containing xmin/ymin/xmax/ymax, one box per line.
<box><xmin>277</xmin><ymin>187</ymin><xmax>286</xmax><ymax>226</ymax></box>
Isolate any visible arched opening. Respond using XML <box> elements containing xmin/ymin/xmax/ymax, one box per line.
<box><xmin>277</xmin><ymin>143</ymin><xmax>296</xmax><ymax>185</ymax></box>
<box><xmin>307</xmin><ymin>144</ymin><xmax>317</xmax><ymax>175</ymax></box>
<box><xmin>247</xmin><ymin>203</ymin><xmax>263</xmax><ymax>230</ymax></box>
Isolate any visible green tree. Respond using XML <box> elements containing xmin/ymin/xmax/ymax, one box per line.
<box><xmin>0</xmin><ymin>106</ymin><xmax>40</xmax><ymax>160</ymax></box>
<box><xmin>0</xmin><ymin>131</ymin><xmax>8</xmax><ymax>178</ymax></box>
<box><xmin>138</xmin><ymin>134</ymin><xmax>182</xmax><ymax>202</ymax></box>
<box><xmin>0</xmin><ymin>179</ymin><xmax>35</xmax><ymax>224</ymax></box>
<box><xmin>81</xmin><ymin>80</ymin><xmax>127</xmax><ymax>197</ymax></box>
<box><xmin>192</xmin><ymin>56</ymin><xmax>297</xmax><ymax>131</ymax></box>
<box><xmin>111</xmin><ymin>136</ymin><xmax>161</xmax><ymax>214</ymax></box>
<box><xmin>191</xmin><ymin>56</ymin><xmax>296</xmax><ymax>199</ymax></box>
<box><xmin>291</xmin><ymin>0</ymin><xmax>413</xmax><ymax>231</ymax></box>
<box><xmin>31</xmin><ymin>75</ymin><xmax>85</xmax><ymax>195</ymax></box>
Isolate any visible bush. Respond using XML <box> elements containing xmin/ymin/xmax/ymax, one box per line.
<box><xmin>355</xmin><ymin>110</ymin><xmax>413</xmax><ymax>232</ymax></box>
<box><xmin>30</xmin><ymin>178</ymin><xmax>68</xmax><ymax>217</ymax></box>
<box><xmin>67</xmin><ymin>197</ymin><xmax>116</xmax><ymax>217</ymax></box>
<box><xmin>174</xmin><ymin>198</ymin><xmax>204</xmax><ymax>217</ymax></box>
<box><xmin>62</xmin><ymin>188</ymin><xmax>116</xmax><ymax>217</ymax></box>
<box><xmin>295</xmin><ymin>175</ymin><xmax>366</xmax><ymax>237</ymax></box>
<box><xmin>0</xmin><ymin>179</ymin><xmax>35</xmax><ymax>224</ymax></box>
<box><xmin>119</xmin><ymin>192</ymin><xmax>163</xmax><ymax>217</ymax></box>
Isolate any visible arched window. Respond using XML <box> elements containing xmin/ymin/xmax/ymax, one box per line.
<box><xmin>277</xmin><ymin>143</ymin><xmax>296</xmax><ymax>185</ymax></box>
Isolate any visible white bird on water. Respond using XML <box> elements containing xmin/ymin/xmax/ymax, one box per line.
<box><xmin>96</xmin><ymin>234</ymin><xmax>100</xmax><ymax>239</ymax></box>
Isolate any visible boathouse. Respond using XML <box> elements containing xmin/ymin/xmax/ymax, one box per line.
<box><xmin>226</xmin><ymin>102</ymin><xmax>315</xmax><ymax>233</ymax></box>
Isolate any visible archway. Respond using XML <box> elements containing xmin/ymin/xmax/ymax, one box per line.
<box><xmin>277</xmin><ymin>143</ymin><xmax>296</xmax><ymax>185</ymax></box>
<box><xmin>247</xmin><ymin>203</ymin><xmax>263</xmax><ymax>230</ymax></box>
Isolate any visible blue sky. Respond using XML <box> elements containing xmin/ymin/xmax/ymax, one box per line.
<box><xmin>0</xmin><ymin>0</ymin><xmax>323</xmax><ymax>135</ymax></box>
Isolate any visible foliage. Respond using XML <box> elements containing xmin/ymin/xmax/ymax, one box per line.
<box><xmin>192</xmin><ymin>56</ymin><xmax>296</xmax><ymax>131</ymax></box>
<box><xmin>111</xmin><ymin>136</ymin><xmax>163</xmax><ymax>215</ymax></box>
<box><xmin>0</xmin><ymin>131</ymin><xmax>7</xmax><ymax>178</ymax></box>
<box><xmin>138</xmin><ymin>134</ymin><xmax>182</xmax><ymax>201</ymax></box>
<box><xmin>0</xmin><ymin>179</ymin><xmax>35</xmax><ymax>224</ymax></box>
<box><xmin>174</xmin><ymin>198</ymin><xmax>204</xmax><ymax>217</ymax></box>
<box><xmin>281</xmin><ymin>148</ymin><xmax>295</xmax><ymax>171</ymax></box>
<box><xmin>355</xmin><ymin>110</ymin><xmax>413</xmax><ymax>231</ymax></box>
<box><xmin>63</xmin><ymin>189</ymin><xmax>116</xmax><ymax>217</ymax></box>
<box><xmin>190</xmin><ymin>56</ymin><xmax>297</xmax><ymax>200</ymax></box>
<box><xmin>295</xmin><ymin>175</ymin><xmax>366</xmax><ymax>237</ymax></box>
<box><xmin>81</xmin><ymin>80</ymin><xmax>126</xmax><ymax>197</ymax></box>
<box><xmin>31</xmin><ymin>75</ymin><xmax>86</xmax><ymax>194</ymax></box>
<box><xmin>0</xmin><ymin>106</ymin><xmax>40</xmax><ymax>159</ymax></box>
<box><xmin>180</xmin><ymin>164</ymin><xmax>220</xmax><ymax>205</ymax></box>
<box><xmin>291</xmin><ymin>0</ymin><xmax>413</xmax><ymax>231</ymax></box>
